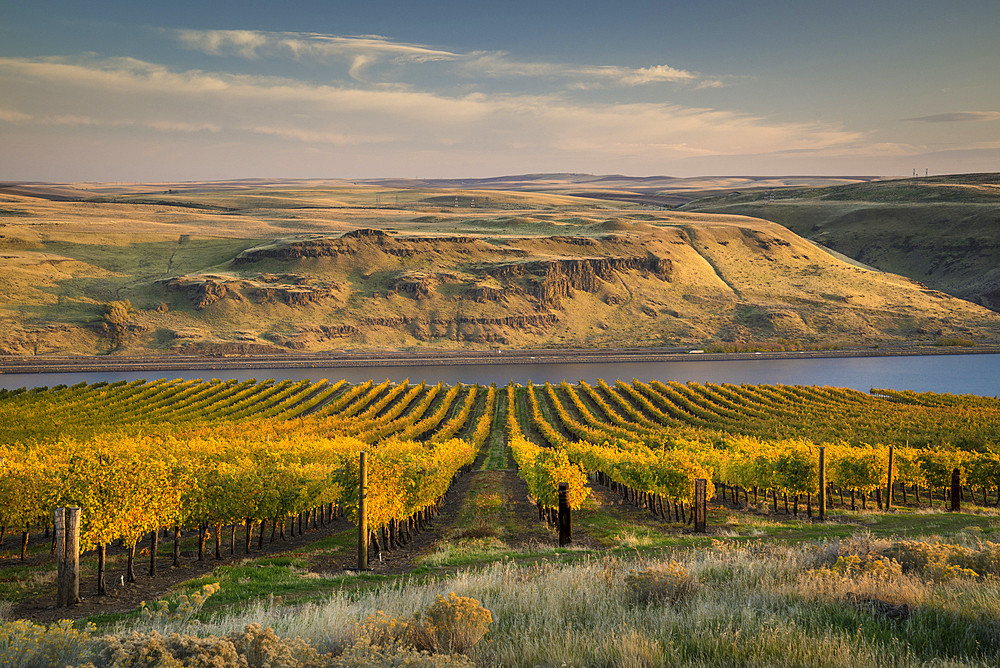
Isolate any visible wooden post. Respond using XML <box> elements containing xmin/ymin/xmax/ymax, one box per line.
<box><xmin>885</xmin><ymin>446</ymin><xmax>894</xmax><ymax>511</ymax></box>
<box><xmin>558</xmin><ymin>482</ymin><xmax>572</xmax><ymax>546</ymax></box>
<box><xmin>818</xmin><ymin>447</ymin><xmax>826</xmax><ymax>521</ymax></box>
<box><xmin>55</xmin><ymin>508</ymin><xmax>66</xmax><ymax>608</ymax></box>
<box><xmin>66</xmin><ymin>508</ymin><xmax>80</xmax><ymax>605</ymax></box>
<box><xmin>358</xmin><ymin>451</ymin><xmax>368</xmax><ymax>570</ymax></box>
<box><xmin>97</xmin><ymin>544</ymin><xmax>107</xmax><ymax>595</ymax></box>
<box><xmin>149</xmin><ymin>529</ymin><xmax>159</xmax><ymax>576</ymax></box>
<box><xmin>694</xmin><ymin>478</ymin><xmax>707</xmax><ymax>533</ymax></box>
<box><xmin>55</xmin><ymin>507</ymin><xmax>81</xmax><ymax>607</ymax></box>
<box><xmin>951</xmin><ymin>468</ymin><xmax>961</xmax><ymax>512</ymax></box>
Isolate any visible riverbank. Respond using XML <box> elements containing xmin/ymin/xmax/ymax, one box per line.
<box><xmin>3</xmin><ymin>342</ymin><xmax>1000</xmax><ymax>375</ymax></box>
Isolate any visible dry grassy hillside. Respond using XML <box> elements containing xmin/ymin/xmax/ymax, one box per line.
<box><xmin>0</xmin><ymin>183</ymin><xmax>998</xmax><ymax>356</ymax></box>
<box><xmin>683</xmin><ymin>173</ymin><xmax>1000</xmax><ymax>313</ymax></box>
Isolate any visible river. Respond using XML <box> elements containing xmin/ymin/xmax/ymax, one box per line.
<box><xmin>1</xmin><ymin>353</ymin><xmax>998</xmax><ymax>396</ymax></box>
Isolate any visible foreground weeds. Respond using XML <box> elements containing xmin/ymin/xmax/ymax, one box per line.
<box><xmin>5</xmin><ymin>534</ymin><xmax>1000</xmax><ymax>666</ymax></box>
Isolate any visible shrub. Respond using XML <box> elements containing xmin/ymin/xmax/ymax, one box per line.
<box><xmin>624</xmin><ymin>560</ymin><xmax>699</xmax><ymax>605</ymax></box>
<box><xmin>933</xmin><ymin>338</ymin><xmax>975</xmax><ymax>347</ymax></box>
<box><xmin>0</xmin><ymin>619</ymin><xmax>95</xmax><ymax>668</ymax></box>
<box><xmin>827</xmin><ymin>554</ymin><xmax>903</xmax><ymax>580</ymax></box>
<box><xmin>227</xmin><ymin>624</ymin><xmax>323</xmax><ymax>668</ymax></box>
<box><xmin>355</xmin><ymin>610</ymin><xmax>412</xmax><ymax>650</ymax></box>
<box><xmin>883</xmin><ymin>540</ymin><xmax>996</xmax><ymax>580</ymax></box>
<box><xmin>99</xmin><ymin>300</ymin><xmax>133</xmax><ymax>346</ymax></box>
<box><xmin>92</xmin><ymin>630</ymin><xmax>243</xmax><ymax>667</ymax></box>
<box><xmin>408</xmin><ymin>593</ymin><xmax>492</xmax><ymax>655</ymax></box>
<box><xmin>140</xmin><ymin>583</ymin><xmax>221</xmax><ymax>627</ymax></box>
<box><xmin>328</xmin><ymin>639</ymin><xmax>475</xmax><ymax>668</ymax></box>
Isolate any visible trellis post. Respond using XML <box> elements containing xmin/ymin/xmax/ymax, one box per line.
<box><xmin>885</xmin><ymin>445</ymin><xmax>894</xmax><ymax>511</ymax></box>
<box><xmin>55</xmin><ymin>507</ymin><xmax>80</xmax><ymax>607</ymax></box>
<box><xmin>818</xmin><ymin>447</ymin><xmax>826</xmax><ymax>521</ymax></box>
<box><xmin>558</xmin><ymin>482</ymin><xmax>572</xmax><ymax>546</ymax></box>
<box><xmin>950</xmin><ymin>468</ymin><xmax>961</xmax><ymax>512</ymax></box>
<box><xmin>694</xmin><ymin>479</ymin><xmax>707</xmax><ymax>533</ymax></box>
<box><xmin>358</xmin><ymin>451</ymin><xmax>368</xmax><ymax>569</ymax></box>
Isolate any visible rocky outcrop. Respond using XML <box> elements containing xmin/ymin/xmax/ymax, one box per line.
<box><xmin>274</xmin><ymin>324</ymin><xmax>359</xmax><ymax>347</ymax></box>
<box><xmin>357</xmin><ymin>313</ymin><xmax>558</xmax><ymax>342</ymax></box>
<box><xmin>233</xmin><ymin>230</ymin><xmax>500</xmax><ymax>264</ymax></box>
<box><xmin>164</xmin><ymin>274</ymin><xmax>341</xmax><ymax>309</ymax></box>
<box><xmin>483</xmin><ymin>255</ymin><xmax>671</xmax><ymax>307</ymax></box>
<box><xmin>455</xmin><ymin>314</ymin><xmax>557</xmax><ymax>328</ymax></box>
<box><xmin>548</xmin><ymin>236</ymin><xmax>600</xmax><ymax>246</ymax></box>
<box><xmin>254</xmin><ymin>286</ymin><xmax>338</xmax><ymax>306</ymax></box>
<box><xmin>391</xmin><ymin>272</ymin><xmax>437</xmax><ymax>299</ymax></box>
<box><xmin>174</xmin><ymin>341</ymin><xmax>289</xmax><ymax>355</ymax></box>
<box><xmin>165</xmin><ymin>278</ymin><xmax>246</xmax><ymax>310</ymax></box>
<box><xmin>343</xmin><ymin>228</ymin><xmax>392</xmax><ymax>241</ymax></box>
<box><xmin>361</xmin><ymin>316</ymin><xmax>419</xmax><ymax>327</ymax></box>
<box><xmin>466</xmin><ymin>283</ymin><xmax>508</xmax><ymax>303</ymax></box>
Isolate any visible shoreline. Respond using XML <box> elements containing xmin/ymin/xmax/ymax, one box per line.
<box><xmin>2</xmin><ymin>343</ymin><xmax>999</xmax><ymax>375</ymax></box>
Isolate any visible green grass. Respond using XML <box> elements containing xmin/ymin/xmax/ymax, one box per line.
<box><xmin>9</xmin><ymin>487</ymin><xmax>1000</xmax><ymax>667</ymax></box>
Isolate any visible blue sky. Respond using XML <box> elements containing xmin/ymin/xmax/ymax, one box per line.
<box><xmin>2</xmin><ymin>0</ymin><xmax>998</xmax><ymax>181</ymax></box>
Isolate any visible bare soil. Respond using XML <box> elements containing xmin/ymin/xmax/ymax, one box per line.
<box><xmin>11</xmin><ymin>517</ymin><xmax>355</xmax><ymax>624</ymax></box>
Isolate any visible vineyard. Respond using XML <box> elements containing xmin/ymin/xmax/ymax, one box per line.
<box><xmin>2</xmin><ymin>376</ymin><xmax>1000</xmax><ymax>607</ymax></box>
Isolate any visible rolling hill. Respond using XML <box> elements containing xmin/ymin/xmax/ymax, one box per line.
<box><xmin>0</xmin><ymin>180</ymin><xmax>998</xmax><ymax>356</ymax></box>
<box><xmin>682</xmin><ymin>173</ymin><xmax>1000</xmax><ymax>312</ymax></box>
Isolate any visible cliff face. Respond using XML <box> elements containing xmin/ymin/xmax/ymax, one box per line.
<box><xmin>254</xmin><ymin>286</ymin><xmax>338</xmax><ymax>306</ymax></box>
<box><xmin>163</xmin><ymin>275</ymin><xmax>344</xmax><ymax>309</ymax></box>
<box><xmin>485</xmin><ymin>255</ymin><xmax>671</xmax><ymax>307</ymax></box>
<box><xmin>151</xmin><ymin>230</ymin><xmax>686</xmax><ymax>349</ymax></box>
<box><xmin>233</xmin><ymin>229</ymin><xmax>502</xmax><ymax>264</ymax></box>
<box><xmin>125</xmin><ymin>220</ymin><xmax>1000</xmax><ymax>353</ymax></box>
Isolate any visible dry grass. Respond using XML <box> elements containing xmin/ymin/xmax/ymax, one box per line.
<box><xmin>3</xmin><ymin>181</ymin><xmax>997</xmax><ymax>356</ymax></box>
<box><xmin>6</xmin><ymin>533</ymin><xmax>1000</xmax><ymax>666</ymax></box>
<box><xmin>83</xmin><ymin>533</ymin><xmax>995</xmax><ymax>667</ymax></box>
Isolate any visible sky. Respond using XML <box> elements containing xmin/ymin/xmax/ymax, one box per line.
<box><xmin>1</xmin><ymin>0</ymin><xmax>999</xmax><ymax>182</ymax></box>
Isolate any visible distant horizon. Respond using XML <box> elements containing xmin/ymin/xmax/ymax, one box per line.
<box><xmin>4</xmin><ymin>171</ymin><xmax>957</xmax><ymax>188</ymax></box>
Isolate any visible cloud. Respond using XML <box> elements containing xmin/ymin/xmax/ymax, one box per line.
<box><xmin>0</xmin><ymin>107</ymin><xmax>32</xmax><ymax>122</ymax></box>
<box><xmin>456</xmin><ymin>52</ymin><xmax>701</xmax><ymax>87</ymax></box>
<box><xmin>174</xmin><ymin>29</ymin><xmax>459</xmax><ymax>79</ymax></box>
<box><xmin>172</xmin><ymin>29</ymin><xmax>711</xmax><ymax>88</ymax></box>
<box><xmin>0</xmin><ymin>54</ymin><xmax>869</xmax><ymax>178</ymax></box>
<box><xmin>903</xmin><ymin>112</ymin><xmax>1000</xmax><ymax>123</ymax></box>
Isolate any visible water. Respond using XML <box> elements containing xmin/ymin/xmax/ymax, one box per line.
<box><xmin>1</xmin><ymin>353</ymin><xmax>998</xmax><ymax>396</ymax></box>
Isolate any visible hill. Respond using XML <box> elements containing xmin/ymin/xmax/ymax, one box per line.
<box><xmin>682</xmin><ymin>173</ymin><xmax>1000</xmax><ymax>312</ymax></box>
<box><xmin>0</xmin><ymin>181</ymin><xmax>998</xmax><ymax>356</ymax></box>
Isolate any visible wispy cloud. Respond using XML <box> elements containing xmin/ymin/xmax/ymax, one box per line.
<box><xmin>903</xmin><ymin>112</ymin><xmax>1000</xmax><ymax>123</ymax></box>
<box><xmin>0</xmin><ymin>107</ymin><xmax>32</xmax><ymax>122</ymax></box>
<box><xmin>171</xmin><ymin>29</ymin><xmax>714</xmax><ymax>88</ymax></box>
<box><xmin>175</xmin><ymin>29</ymin><xmax>460</xmax><ymax>62</ymax></box>
<box><xmin>457</xmin><ymin>52</ymin><xmax>700</xmax><ymax>86</ymax></box>
<box><xmin>174</xmin><ymin>30</ymin><xmax>460</xmax><ymax>80</ymax></box>
<box><xmin>0</xmin><ymin>55</ymin><xmax>861</xmax><ymax>161</ymax></box>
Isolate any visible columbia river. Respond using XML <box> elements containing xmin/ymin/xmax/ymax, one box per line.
<box><xmin>1</xmin><ymin>351</ymin><xmax>998</xmax><ymax>396</ymax></box>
